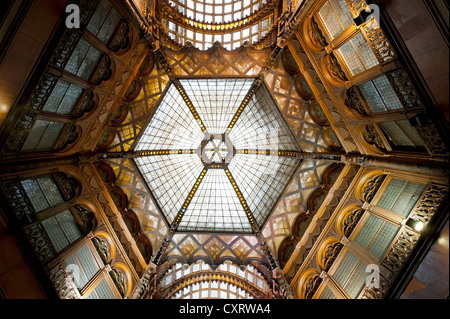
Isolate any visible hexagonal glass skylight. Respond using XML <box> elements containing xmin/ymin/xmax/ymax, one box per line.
<box><xmin>134</xmin><ymin>78</ymin><xmax>301</xmax><ymax>232</ymax></box>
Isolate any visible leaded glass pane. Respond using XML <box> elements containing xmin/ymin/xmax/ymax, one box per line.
<box><xmin>379</xmin><ymin>120</ymin><xmax>425</xmax><ymax>148</ymax></box>
<box><xmin>42</xmin><ymin>210</ymin><xmax>82</xmax><ymax>252</ymax></box>
<box><xmin>377</xmin><ymin>178</ymin><xmax>426</xmax><ymax>217</ymax></box>
<box><xmin>178</xmin><ymin>169</ymin><xmax>251</xmax><ymax>232</ymax></box>
<box><xmin>63</xmin><ymin>244</ymin><xmax>100</xmax><ymax>289</ymax></box>
<box><xmin>21</xmin><ymin>176</ymin><xmax>63</xmax><ymax>212</ymax></box>
<box><xmin>135</xmin><ymin>154</ymin><xmax>204</xmax><ymax>223</ymax></box>
<box><xmin>180</xmin><ymin>78</ymin><xmax>253</xmax><ymax>135</ymax></box>
<box><xmin>318</xmin><ymin>0</ymin><xmax>354</xmax><ymax>40</ymax></box>
<box><xmin>358</xmin><ymin>76</ymin><xmax>403</xmax><ymax>113</ymax></box>
<box><xmin>332</xmin><ymin>251</ymin><xmax>367</xmax><ymax>299</ymax></box>
<box><xmin>228</xmin><ymin>85</ymin><xmax>299</xmax><ymax>151</ymax></box>
<box><xmin>337</xmin><ymin>32</ymin><xmax>378</xmax><ymax>76</ymax></box>
<box><xmin>135</xmin><ymin>84</ymin><xmax>204</xmax><ymax>151</ymax></box>
<box><xmin>43</xmin><ymin>80</ymin><xmax>83</xmax><ymax>114</ymax></box>
<box><xmin>65</xmin><ymin>39</ymin><xmax>102</xmax><ymax>80</ymax></box>
<box><xmin>87</xmin><ymin>0</ymin><xmax>121</xmax><ymax>44</ymax></box>
<box><xmin>22</xmin><ymin>120</ymin><xmax>64</xmax><ymax>151</ymax></box>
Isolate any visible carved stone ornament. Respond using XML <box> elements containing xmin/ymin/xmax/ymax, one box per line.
<box><xmin>360</xmin><ymin>174</ymin><xmax>386</xmax><ymax>203</ymax></box>
<box><xmin>363</xmin><ymin>124</ymin><xmax>388</xmax><ymax>152</ymax></box>
<box><xmin>303</xmin><ymin>273</ymin><xmax>322</xmax><ymax>299</ymax></box>
<box><xmin>307</xmin><ymin>17</ymin><xmax>328</xmax><ymax>49</ymax></box>
<box><xmin>92</xmin><ymin>236</ymin><xmax>110</xmax><ymax>265</ymax></box>
<box><xmin>109</xmin><ymin>268</ymin><xmax>127</xmax><ymax>298</ymax></box>
<box><xmin>325</xmin><ymin>53</ymin><xmax>348</xmax><ymax>83</ymax></box>
<box><xmin>345</xmin><ymin>86</ymin><xmax>368</xmax><ymax>117</ymax></box>
<box><xmin>322</xmin><ymin>241</ymin><xmax>343</xmax><ymax>272</ymax></box>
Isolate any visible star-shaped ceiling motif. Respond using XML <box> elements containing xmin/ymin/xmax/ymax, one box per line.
<box><xmin>134</xmin><ymin>78</ymin><xmax>301</xmax><ymax>233</ymax></box>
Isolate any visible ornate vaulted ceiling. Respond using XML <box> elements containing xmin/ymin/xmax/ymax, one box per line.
<box><xmin>98</xmin><ymin>32</ymin><xmax>345</xmax><ymax>270</ymax></box>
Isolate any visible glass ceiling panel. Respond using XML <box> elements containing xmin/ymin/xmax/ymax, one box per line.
<box><xmin>135</xmin><ymin>84</ymin><xmax>204</xmax><ymax>151</ymax></box>
<box><xmin>133</xmin><ymin>78</ymin><xmax>301</xmax><ymax>232</ymax></box>
<box><xmin>228</xmin><ymin>153</ymin><xmax>299</xmax><ymax>225</ymax></box>
<box><xmin>180</xmin><ymin>79</ymin><xmax>253</xmax><ymax>135</ymax></box>
<box><xmin>135</xmin><ymin>153</ymin><xmax>204</xmax><ymax>223</ymax></box>
<box><xmin>178</xmin><ymin>169</ymin><xmax>252</xmax><ymax>232</ymax></box>
<box><xmin>228</xmin><ymin>85</ymin><xmax>300</xmax><ymax>151</ymax></box>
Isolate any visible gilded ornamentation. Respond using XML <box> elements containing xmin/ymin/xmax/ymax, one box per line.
<box><xmin>23</xmin><ymin>222</ymin><xmax>58</xmax><ymax>263</ymax></box>
<box><xmin>381</xmin><ymin>227</ymin><xmax>420</xmax><ymax>272</ymax></box>
<box><xmin>360</xmin><ymin>173</ymin><xmax>386</xmax><ymax>203</ymax></box>
<box><xmin>109</xmin><ymin>268</ymin><xmax>127</xmax><ymax>298</ymax></box>
<box><xmin>308</xmin><ymin>17</ymin><xmax>328</xmax><ymax>49</ymax></box>
<box><xmin>363</xmin><ymin>124</ymin><xmax>388</xmax><ymax>152</ymax></box>
<box><xmin>345</xmin><ymin>87</ymin><xmax>368</xmax><ymax>116</ymax></box>
<box><xmin>90</xmin><ymin>54</ymin><xmax>113</xmax><ymax>86</ymax></box>
<box><xmin>325</xmin><ymin>53</ymin><xmax>348</xmax><ymax>82</ymax></box>
<box><xmin>303</xmin><ymin>273</ymin><xmax>322</xmax><ymax>299</ymax></box>
<box><xmin>92</xmin><ymin>236</ymin><xmax>110</xmax><ymax>265</ymax></box>
<box><xmin>322</xmin><ymin>242</ymin><xmax>343</xmax><ymax>271</ymax></box>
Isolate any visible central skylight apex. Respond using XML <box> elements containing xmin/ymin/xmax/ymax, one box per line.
<box><xmin>134</xmin><ymin>78</ymin><xmax>301</xmax><ymax>232</ymax></box>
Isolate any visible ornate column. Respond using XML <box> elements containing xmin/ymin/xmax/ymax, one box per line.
<box><xmin>252</xmin><ymin>224</ymin><xmax>294</xmax><ymax>299</ymax></box>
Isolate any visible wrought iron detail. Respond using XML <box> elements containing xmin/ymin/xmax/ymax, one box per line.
<box><xmin>343</xmin><ymin>208</ymin><xmax>365</xmax><ymax>238</ymax></box>
<box><xmin>381</xmin><ymin>226</ymin><xmax>419</xmax><ymax>272</ymax></box>
<box><xmin>48</xmin><ymin>262</ymin><xmax>81</xmax><ymax>299</ymax></box>
<box><xmin>363</xmin><ymin>124</ymin><xmax>388</xmax><ymax>152</ymax></box>
<box><xmin>386</xmin><ymin>69</ymin><xmax>423</xmax><ymax>109</ymax></box>
<box><xmin>361</xmin><ymin>174</ymin><xmax>386</xmax><ymax>203</ymax></box>
<box><xmin>361</xmin><ymin>19</ymin><xmax>396</xmax><ymax>64</ymax></box>
<box><xmin>23</xmin><ymin>222</ymin><xmax>58</xmax><ymax>263</ymax></box>
<box><xmin>345</xmin><ymin>87</ymin><xmax>368</xmax><ymax>116</ymax></box>
<box><xmin>410</xmin><ymin>184</ymin><xmax>448</xmax><ymax>226</ymax></box>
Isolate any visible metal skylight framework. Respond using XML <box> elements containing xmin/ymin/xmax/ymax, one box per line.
<box><xmin>134</xmin><ymin>78</ymin><xmax>301</xmax><ymax>232</ymax></box>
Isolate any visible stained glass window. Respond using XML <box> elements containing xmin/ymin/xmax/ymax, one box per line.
<box><xmin>134</xmin><ymin>79</ymin><xmax>301</xmax><ymax>232</ymax></box>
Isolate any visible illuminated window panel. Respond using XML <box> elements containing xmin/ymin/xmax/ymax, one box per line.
<box><xmin>353</xmin><ymin>214</ymin><xmax>399</xmax><ymax>259</ymax></box>
<box><xmin>134</xmin><ymin>84</ymin><xmax>204</xmax><ymax>151</ymax></box>
<box><xmin>180</xmin><ymin>78</ymin><xmax>253</xmax><ymax>134</ymax></box>
<box><xmin>167</xmin><ymin>0</ymin><xmax>268</xmax><ymax>24</ymax></box>
<box><xmin>42</xmin><ymin>80</ymin><xmax>84</xmax><ymax>115</ymax></box>
<box><xmin>331</xmin><ymin>250</ymin><xmax>368</xmax><ymax>299</ymax></box>
<box><xmin>336</xmin><ymin>32</ymin><xmax>379</xmax><ymax>76</ymax></box>
<box><xmin>178</xmin><ymin>169</ymin><xmax>252</xmax><ymax>232</ymax></box>
<box><xmin>20</xmin><ymin>176</ymin><xmax>64</xmax><ymax>212</ymax></box>
<box><xmin>63</xmin><ymin>244</ymin><xmax>101</xmax><ymax>290</ymax></box>
<box><xmin>228</xmin><ymin>85</ymin><xmax>299</xmax><ymax>151</ymax></box>
<box><xmin>378</xmin><ymin>120</ymin><xmax>425</xmax><ymax>149</ymax></box>
<box><xmin>228</xmin><ymin>153</ymin><xmax>299</xmax><ymax>225</ymax></box>
<box><xmin>135</xmin><ymin>154</ymin><xmax>204</xmax><ymax>223</ymax></box>
<box><xmin>162</xmin><ymin>15</ymin><xmax>271</xmax><ymax>50</ymax></box>
<box><xmin>358</xmin><ymin>76</ymin><xmax>403</xmax><ymax>113</ymax></box>
<box><xmin>318</xmin><ymin>0</ymin><xmax>354</xmax><ymax>40</ymax></box>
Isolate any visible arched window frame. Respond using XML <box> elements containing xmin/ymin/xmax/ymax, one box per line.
<box><xmin>2</xmin><ymin>0</ymin><xmax>132</xmax><ymax>154</ymax></box>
